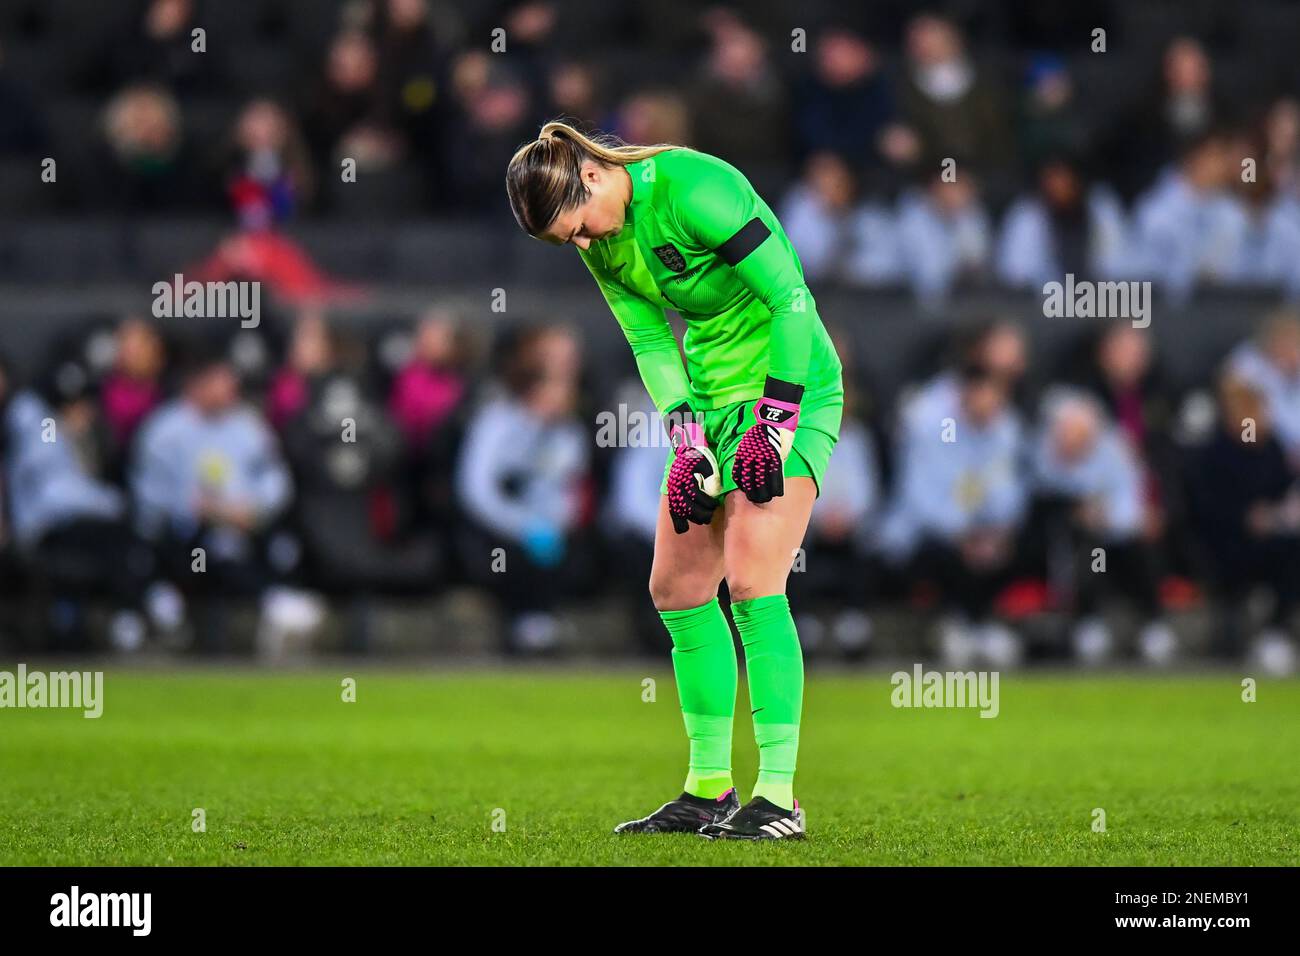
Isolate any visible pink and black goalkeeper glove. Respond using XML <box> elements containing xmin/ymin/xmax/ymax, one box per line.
<box><xmin>733</xmin><ymin>376</ymin><xmax>803</xmax><ymax>504</ymax></box>
<box><xmin>665</xmin><ymin>402</ymin><xmax>722</xmax><ymax>534</ymax></box>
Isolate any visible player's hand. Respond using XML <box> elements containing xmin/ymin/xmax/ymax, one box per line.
<box><xmin>666</xmin><ymin>406</ymin><xmax>721</xmax><ymax>534</ymax></box>
<box><xmin>733</xmin><ymin>377</ymin><xmax>802</xmax><ymax>504</ymax></box>
<box><xmin>198</xmin><ymin>494</ymin><xmax>257</xmax><ymax>532</ymax></box>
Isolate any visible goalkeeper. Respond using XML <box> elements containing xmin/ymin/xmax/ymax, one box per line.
<box><xmin>506</xmin><ymin>122</ymin><xmax>843</xmax><ymax>840</ymax></box>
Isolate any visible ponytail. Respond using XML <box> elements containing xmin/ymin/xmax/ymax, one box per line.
<box><xmin>506</xmin><ymin>120</ymin><xmax>678</xmax><ymax>237</ymax></box>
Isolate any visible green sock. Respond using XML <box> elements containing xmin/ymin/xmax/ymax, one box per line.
<box><xmin>659</xmin><ymin>598</ymin><xmax>737</xmax><ymax>800</ymax></box>
<box><xmin>731</xmin><ymin>593</ymin><xmax>803</xmax><ymax>811</ymax></box>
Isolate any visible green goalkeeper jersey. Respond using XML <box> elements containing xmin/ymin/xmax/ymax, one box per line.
<box><xmin>577</xmin><ymin>148</ymin><xmax>842</xmax><ymax>415</ymax></box>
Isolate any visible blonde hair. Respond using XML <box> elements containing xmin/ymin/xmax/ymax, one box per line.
<box><xmin>505</xmin><ymin>120</ymin><xmax>678</xmax><ymax>237</ymax></box>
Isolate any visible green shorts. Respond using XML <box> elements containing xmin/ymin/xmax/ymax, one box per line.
<box><xmin>660</xmin><ymin>381</ymin><xmax>844</xmax><ymax>499</ymax></box>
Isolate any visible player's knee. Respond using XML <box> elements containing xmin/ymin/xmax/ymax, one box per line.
<box><xmin>649</xmin><ymin>572</ymin><xmax>718</xmax><ymax>612</ymax></box>
<box><xmin>724</xmin><ymin>576</ymin><xmax>781</xmax><ymax>605</ymax></box>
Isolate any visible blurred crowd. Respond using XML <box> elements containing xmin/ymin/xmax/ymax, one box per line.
<box><xmin>4</xmin><ymin>1</ymin><xmax>1300</xmax><ymax>302</ymax></box>
<box><xmin>4</xmin><ymin>307</ymin><xmax>1300</xmax><ymax>673</ymax></box>
<box><xmin>5</xmin><ymin>0</ymin><xmax>1300</xmax><ymax>670</ymax></box>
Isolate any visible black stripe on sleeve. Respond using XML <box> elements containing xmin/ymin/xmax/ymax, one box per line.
<box><xmin>715</xmin><ymin>217</ymin><xmax>771</xmax><ymax>265</ymax></box>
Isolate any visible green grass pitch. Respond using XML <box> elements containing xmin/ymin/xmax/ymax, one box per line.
<box><xmin>1</xmin><ymin>668</ymin><xmax>1297</xmax><ymax>865</ymax></box>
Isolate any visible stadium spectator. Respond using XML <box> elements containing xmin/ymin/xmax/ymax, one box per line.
<box><xmin>193</xmin><ymin>92</ymin><xmax>328</xmax><ymax>297</ymax></box>
<box><xmin>1103</xmin><ymin>36</ymin><xmax>1226</xmax><ymax>199</ymax></box>
<box><xmin>106</xmin><ymin>0</ymin><xmax>218</xmax><ymax>98</ymax></box>
<box><xmin>96</xmin><ymin>83</ymin><xmax>201</xmax><ymax>211</ymax></box>
<box><xmin>877</xmin><ymin>359</ymin><xmax>1027</xmax><ymax>667</ymax></box>
<box><xmin>278</xmin><ymin>334</ymin><xmax>438</xmax><ymax>651</ymax></box>
<box><xmin>30</xmin><ymin>344</ymin><xmax>115</xmax><ymax>491</ymax></box>
<box><xmin>266</xmin><ymin>308</ymin><xmax>336</xmax><ymax>431</ymax></box>
<box><xmin>896</xmin><ymin>14</ymin><xmax>1014</xmax><ymax>201</ymax></box>
<box><xmin>896</xmin><ymin>168</ymin><xmax>993</xmax><ymax>305</ymax></box>
<box><xmin>780</xmin><ymin>151</ymin><xmax>901</xmax><ymax>286</ymax></box>
<box><xmin>976</xmin><ymin>319</ymin><xmax>1029</xmax><ymax>394</ymax></box>
<box><xmin>132</xmin><ymin>345</ymin><xmax>298</xmax><ymax>652</ymax></box>
<box><xmin>1129</xmin><ymin>130</ymin><xmax>1235</xmax><ymax>300</ymax></box>
<box><xmin>1015</xmin><ymin>55</ymin><xmax>1089</xmax><ymax>176</ymax></box>
<box><xmin>4</xmin><ymin>378</ymin><xmax>152</xmax><ymax>653</ymax></box>
<box><xmin>305</xmin><ymin>29</ymin><xmax>401</xmax><ymax>170</ymax></box>
<box><xmin>1264</xmin><ymin>97</ymin><xmax>1300</xmax><ymax>201</ymax></box>
<box><xmin>1226</xmin><ymin>312</ymin><xmax>1300</xmax><ymax>466</ymax></box>
<box><xmin>440</xmin><ymin>49</ymin><xmax>532</xmax><ymax>211</ymax></box>
<box><xmin>99</xmin><ymin>316</ymin><xmax>167</xmax><ymax>480</ymax></box>
<box><xmin>685</xmin><ymin>9</ymin><xmax>788</xmax><ymax>195</ymax></box>
<box><xmin>385</xmin><ymin>308</ymin><xmax>471</xmax><ymax>542</ymax></box>
<box><xmin>1027</xmin><ymin>389</ymin><xmax>1175</xmax><ymax>665</ymax></box>
<box><xmin>1074</xmin><ymin>324</ymin><xmax>1180</xmax><ymax>553</ymax></box>
<box><xmin>373</xmin><ymin>0</ymin><xmax>447</xmax><ymax>150</ymax></box>
<box><xmin>1216</xmin><ymin>131</ymin><xmax>1300</xmax><ymax>299</ymax></box>
<box><xmin>996</xmin><ymin>154</ymin><xmax>1129</xmax><ymax>288</ymax></box>
<box><xmin>494</xmin><ymin>0</ymin><xmax>560</xmax><ymax>90</ymax></box>
<box><xmin>224</xmin><ymin>99</ymin><xmax>316</xmax><ymax>228</ymax></box>
<box><xmin>1188</xmin><ymin>375</ymin><xmax>1300</xmax><ymax>673</ymax></box>
<box><xmin>793</xmin><ymin>27</ymin><xmax>902</xmax><ymax>180</ymax></box>
<box><xmin>454</xmin><ymin>326</ymin><xmax>593</xmax><ymax>653</ymax></box>
<box><xmin>387</xmin><ymin>308</ymin><xmax>467</xmax><ymax>453</ymax></box>
<box><xmin>948</xmin><ymin>318</ymin><xmax>1031</xmax><ymax>418</ymax></box>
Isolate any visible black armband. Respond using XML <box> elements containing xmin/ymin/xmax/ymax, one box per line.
<box><xmin>763</xmin><ymin>375</ymin><xmax>805</xmax><ymax>405</ymax></box>
<box><xmin>716</xmin><ymin>217</ymin><xmax>771</xmax><ymax>266</ymax></box>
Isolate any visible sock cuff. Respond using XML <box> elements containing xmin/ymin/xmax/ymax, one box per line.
<box><xmin>658</xmin><ymin>597</ymin><xmax>722</xmax><ymax>626</ymax></box>
<box><xmin>730</xmin><ymin>593</ymin><xmax>790</xmax><ymax>624</ymax></box>
<box><xmin>683</xmin><ymin>711</ymin><xmax>734</xmax><ymax>737</ymax></box>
